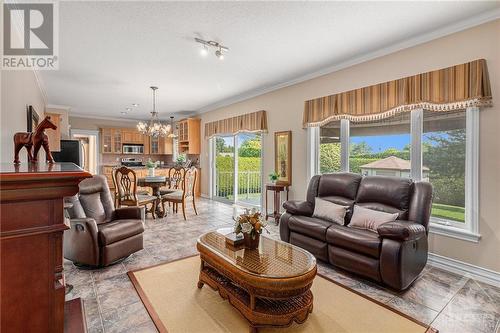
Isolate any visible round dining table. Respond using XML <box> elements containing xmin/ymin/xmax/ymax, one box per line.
<box><xmin>137</xmin><ymin>176</ymin><xmax>174</xmax><ymax>218</ymax></box>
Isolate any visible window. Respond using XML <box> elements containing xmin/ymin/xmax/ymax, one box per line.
<box><xmin>319</xmin><ymin>122</ymin><xmax>341</xmax><ymax>173</ymax></box>
<box><xmin>314</xmin><ymin>107</ymin><xmax>479</xmax><ymax>242</ymax></box>
<box><xmin>423</xmin><ymin>110</ymin><xmax>466</xmax><ymax>225</ymax></box>
<box><xmin>349</xmin><ymin>113</ymin><xmax>411</xmax><ymax>178</ymax></box>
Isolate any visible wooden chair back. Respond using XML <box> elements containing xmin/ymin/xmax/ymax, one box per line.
<box><xmin>168</xmin><ymin>167</ymin><xmax>185</xmax><ymax>190</ymax></box>
<box><xmin>182</xmin><ymin>167</ymin><xmax>197</xmax><ymax>199</ymax></box>
<box><xmin>114</xmin><ymin>166</ymin><xmax>138</xmax><ymax>205</ymax></box>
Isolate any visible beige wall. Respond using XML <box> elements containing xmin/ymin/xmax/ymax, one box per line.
<box><xmin>199</xmin><ymin>20</ymin><xmax>500</xmax><ymax>272</ymax></box>
<box><xmin>1</xmin><ymin>70</ymin><xmax>46</xmax><ymax>163</ymax></box>
<box><xmin>69</xmin><ymin>116</ymin><xmax>139</xmax><ymax>131</ymax></box>
<box><xmin>46</xmin><ymin>107</ymin><xmax>71</xmax><ymax>139</ymax></box>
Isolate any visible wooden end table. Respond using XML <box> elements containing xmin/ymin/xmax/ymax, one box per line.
<box><xmin>197</xmin><ymin>232</ymin><xmax>316</xmax><ymax>333</ymax></box>
<box><xmin>265</xmin><ymin>183</ymin><xmax>289</xmax><ymax>224</ymax></box>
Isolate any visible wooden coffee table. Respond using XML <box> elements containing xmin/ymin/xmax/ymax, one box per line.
<box><xmin>197</xmin><ymin>232</ymin><xmax>317</xmax><ymax>333</ymax></box>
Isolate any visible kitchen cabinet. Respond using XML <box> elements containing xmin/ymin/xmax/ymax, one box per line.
<box><xmin>122</xmin><ymin>129</ymin><xmax>143</xmax><ymax>144</ymax></box>
<box><xmin>45</xmin><ymin>113</ymin><xmax>61</xmax><ymax>152</ymax></box>
<box><xmin>100</xmin><ymin>128</ymin><xmax>122</xmax><ymax>154</ymax></box>
<box><xmin>177</xmin><ymin>118</ymin><xmax>200</xmax><ymax>154</ymax></box>
<box><xmin>148</xmin><ymin>136</ymin><xmax>173</xmax><ymax>155</ymax></box>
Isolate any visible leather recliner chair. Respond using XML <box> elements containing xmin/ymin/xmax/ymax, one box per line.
<box><xmin>64</xmin><ymin>175</ymin><xmax>145</xmax><ymax>267</ymax></box>
<box><xmin>280</xmin><ymin>173</ymin><xmax>432</xmax><ymax>290</ymax></box>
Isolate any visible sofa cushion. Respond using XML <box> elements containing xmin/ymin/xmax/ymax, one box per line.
<box><xmin>98</xmin><ymin>219</ymin><xmax>144</xmax><ymax>246</ymax></box>
<box><xmin>318</xmin><ymin>173</ymin><xmax>362</xmax><ymax>199</ymax></box>
<box><xmin>313</xmin><ymin>198</ymin><xmax>348</xmax><ymax>225</ymax></box>
<box><xmin>326</xmin><ymin>224</ymin><xmax>382</xmax><ymax>258</ymax></box>
<box><xmin>356</xmin><ymin>176</ymin><xmax>412</xmax><ymax>218</ymax></box>
<box><xmin>349</xmin><ymin>205</ymin><xmax>399</xmax><ymax>233</ymax></box>
<box><xmin>79</xmin><ymin>192</ymin><xmax>107</xmax><ymax>224</ymax></box>
<box><xmin>288</xmin><ymin>216</ymin><xmax>333</xmax><ymax>241</ymax></box>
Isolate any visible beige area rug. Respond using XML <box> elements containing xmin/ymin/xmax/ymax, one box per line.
<box><xmin>128</xmin><ymin>256</ymin><xmax>436</xmax><ymax>333</ymax></box>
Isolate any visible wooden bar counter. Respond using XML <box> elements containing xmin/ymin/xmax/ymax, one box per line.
<box><xmin>0</xmin><ymin>163</ymin><xmax>91</xmax><ymax>333</ymax></box>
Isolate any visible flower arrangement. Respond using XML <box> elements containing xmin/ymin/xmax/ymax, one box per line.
<box><xmin>269</xmin><ymin>171</ymin><xmax>279</xmax><ymax>183</ymax></box>
<box><xmin>233</xmin><ymin>208</ymin><xmax>268</xmax><ymax>249</ymax></box>
<box><xmin>145</xmin><ymin>158</ymin><xmax>159</xmax><ymax>169</ymax></box>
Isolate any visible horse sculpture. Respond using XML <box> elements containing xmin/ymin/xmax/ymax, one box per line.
<box><xmin>13</xmin><ymin>116</ymin><xmax>57</xmax><ymax>164</ymax></box>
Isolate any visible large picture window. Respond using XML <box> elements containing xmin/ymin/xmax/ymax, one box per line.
<box><xmin>314</xmin><ymin>107</ymin><xmax>479</xmax><ymax>242</ymax></box>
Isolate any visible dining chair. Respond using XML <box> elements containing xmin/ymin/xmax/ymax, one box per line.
<box><xmin>159</xmin><ymin>166</ymin><xmax>185</xmax><ymax>210</ymax></box>
<box><xmin>161</xmin><ymin>167</ymin><xmax>198</xmax><ymax>220</ymax></box>
<box><xmin>114</xmin><ymin>166</ymin><xmax>158</xmax><ymax>218</ymax></box>
<box><xmin>112</xmin><ymin>167</ymin><xmax>149</xmax><ymax>208</ymax></box>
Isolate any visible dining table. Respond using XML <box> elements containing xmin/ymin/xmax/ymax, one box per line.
<box><xmin>137</xmin><ymin>176</ymin><xmax>174</xmax><ymax>218</ymax></box>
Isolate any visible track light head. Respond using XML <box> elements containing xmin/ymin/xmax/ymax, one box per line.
<box><xmin>215</xmin><ymin>49</ymin><xmax>224</xmax><ymax>60</ymax></box>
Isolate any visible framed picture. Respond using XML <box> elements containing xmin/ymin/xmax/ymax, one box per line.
<box><xmin>27</xmin><ymin>105</ymin><xmax>39</xmax><ymax>132</ymax></box>
<box><xmin>274</xmin><ymin>131</ymin><xmax>292</xmax><ymax>185</ymax></box>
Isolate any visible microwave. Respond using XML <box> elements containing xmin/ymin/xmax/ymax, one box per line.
<box><xmin>122</xmin><ymin>144</ymin><xmax>144</xmax><ymax>154</ymax></box>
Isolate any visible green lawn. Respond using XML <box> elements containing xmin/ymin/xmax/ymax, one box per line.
<box><xmin>431</xmin><ymin>203</ymin><xmax>465</xmax><ymax>223</ymax></box>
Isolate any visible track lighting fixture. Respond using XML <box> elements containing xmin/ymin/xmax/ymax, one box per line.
<box><xmin>195</xmin><ymin>38</ymin><xmax>229</xmax><ymax>60</ymax></box>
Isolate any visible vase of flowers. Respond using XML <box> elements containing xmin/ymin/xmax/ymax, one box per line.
<box><xmin>146</xmin><ymin>159</ymin><xmax>158</xmax><ymax>177</ymax></box>
<box><xmin>269</xmin><ymin>171</ymin><xmax>279</xmax><ymax>184</ymax></box>
<box><xmin>234</xmin><ymin>208</ymin><xmax>268</xmax><ymax>249</ymax></box>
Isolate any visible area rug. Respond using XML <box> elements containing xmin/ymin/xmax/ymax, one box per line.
<box><xmin>128</xmin><ymin>256</ymin><xmax>436</xmax><ymax>333</ymax></box>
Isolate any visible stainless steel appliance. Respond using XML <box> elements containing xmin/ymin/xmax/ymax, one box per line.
<box><xmin>122</xmin><ymin>144</ymin><xmax>144</xmax><ymax>154</ymax></box>
<box><xmin>121</xmin><ymin>157</ymin><xmax>144</xmax><ymax>167</ymax></box>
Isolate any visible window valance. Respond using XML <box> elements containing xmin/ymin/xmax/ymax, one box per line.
<box><xmin>303</xmin><ymin>59</ymin><xmax>492</xmax><ymax>127</ymax></box>
<box><xmin>204</xmin><ymin>110</ymin><xmax>268</xmax><ymax>138</ymax></box>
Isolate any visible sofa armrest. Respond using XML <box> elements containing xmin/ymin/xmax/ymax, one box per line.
<box><xmin>114</xmin><ymin>207</ymin><xmax>145</xmax><ymax>221</ymax></box>
<box><xmin>64</xmin><ymin>218</ymin><xmax>100</xmax><ymax>266</ymax></box>
<box><xmin>377</xmin><ymin>220</ymin><xmax>426</xmax><ymax>241</ymax></box>
<box><xmin>283</xmin><ymin>200</ymin><xmax>314</xmax><ymax>216</ymax></box>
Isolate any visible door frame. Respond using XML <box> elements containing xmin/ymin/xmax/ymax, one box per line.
<box><xmin>70</xmin><ymin>129</ymin><xmax>100</xmax><ymax>174</ymax></box>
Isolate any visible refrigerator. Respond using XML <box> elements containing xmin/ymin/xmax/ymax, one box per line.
<box><xmin>52</xmin><ymin>139</ymin><xmax>83</xmax><ymax>167</ymax></box>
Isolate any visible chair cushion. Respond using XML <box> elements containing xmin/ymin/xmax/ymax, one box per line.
<box><xmin>326</xmin><ymin>224</ymin><xmax>382</xmax><ymax>258</ymax></box>
<box><xmin>288</xmin><ymin>216</ymin><xmax>333</xmax><ymax>241</ymax></box>
<box><xmin>137</xmin><ymin>194</ymin><xmax>157</xmax><ymax>204</ymax></box>
<box><xmin>98</xmin><ymin>219</ymin><xmax>144</xmax><ymax>246</ymax></box>
<box><xmin>163</xmin><ymin>190</ymin><xmax>183</xmax><ymax>200</ymax></box>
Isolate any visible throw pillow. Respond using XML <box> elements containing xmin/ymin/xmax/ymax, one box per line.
<box><xmin>312</xmin><ymin>198</ymin><xmax>348</xmax><ymax>225</ymax></box>
<box><xmin>349</xmin><ymin>205</ymin><xmax>398</xmax><ymax>233</ymax></box>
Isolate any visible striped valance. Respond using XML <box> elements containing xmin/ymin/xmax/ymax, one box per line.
<box><xmin>304</xmin><ymin>59</ymin><xmax>492</xmax><ymax>127</ymax></box>
<box><xmin>204</xmin><ymin>110</ymin><xmax>268</xmax><ymax>138</ymax></box>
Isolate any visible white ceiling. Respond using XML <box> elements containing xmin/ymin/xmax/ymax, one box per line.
<box><xmin>39</xmin><ymin>1</ymin><xmax>499</xmax><ymax>120</ymax></box>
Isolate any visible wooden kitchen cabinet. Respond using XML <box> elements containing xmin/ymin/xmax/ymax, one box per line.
<box><xmin>45</xmin><ymin>113</ymin><xmax>61</xmax><ymax>152</ymax></box>
<box><xmin>148</xmin><ymin>136</ymin><xmax>173</xmax><ymax>155</ymax></box>
<box><xmin>177</xmin><ymin>118</ymin><xmax>200</xmax><ymax>154</ymax></box>
<box><xmin>122</xmin><ymin>129</ymin><xmax>143</xmax><ymax>144</ymax></box>
<box><xmin>100</xmin><ymin>128</ymin><xmax>122</xmax><ymax>154</ymax></box>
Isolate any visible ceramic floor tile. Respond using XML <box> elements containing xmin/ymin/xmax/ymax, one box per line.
<box><xmin>98</xmin><ymin>286</ymin><xmax>141</xmax><ymax>313</ymax></box>
<box><xmin>101</xmin><ymin>301</ymin><xmax>152</xmax><ymax>333</ymax></box>
<box><xmin>92</xmin><ymin>263</ymin><xmax>127</xmax><ymax>282</ymax></box>
<box><xmin>95</xmin><ymin>273</ymin><xmax>135</xmax><ymax>295</ymax></box>
<box><xmin>387</xmin><ymin>296</ymin><xmax>439</xmax><ymax>325</ymax></box>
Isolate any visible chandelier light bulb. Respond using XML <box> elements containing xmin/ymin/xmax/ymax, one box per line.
<box><xmin>200</xmin><ymin>44</ymin><xmax>208</xmax><ymax>56</ymax></box>
<box><xmin>215</xmin><ymin>49</ymin><xmax>224</xmax><ymax>60</ymax></box>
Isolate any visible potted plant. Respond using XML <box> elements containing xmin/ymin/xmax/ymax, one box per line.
<box><xmin>145</xmin><ymin>159</ymin><xmax>158</xmax><ymax>177</ymax></box>
<box><xmin>175</xmin><ymin>154</ymin><xmax>186</xmax><ymax>167</ymax></box>
<box><xmin>233</xmin><ymin>208</ymin><xmax>268</xmax><ymax>249</ymax></box>
<box><xmin>269</xmin><ymin>171</ymin><xmax>279</xmax><ymax>184</ymax></box>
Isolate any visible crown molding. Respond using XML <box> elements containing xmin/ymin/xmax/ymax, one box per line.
<box><xmin>69</xmin><ymin>112</ymin><xmax>146</xmax><ymax>123</ymax></box>
<box><xmin>197</xmin><ymin>9</ymin><xmax>500</xmax><ymax>114</ymax></box>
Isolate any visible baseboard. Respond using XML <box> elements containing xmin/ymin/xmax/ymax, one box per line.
<box><xmin>428</xmin><ymin>253</ymin><xmax>500</xmax><ymax>287</ymax></box>
<box><xmin>200</xmin><ymin>193</ymin><xmax>210</xmax><ymax>199</ymax></box>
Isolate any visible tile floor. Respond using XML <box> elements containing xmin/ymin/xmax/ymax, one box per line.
<box><xmin>64</xmin><ymin>198</ymin><xmax>500</xmax><ymax>333</ymax></box>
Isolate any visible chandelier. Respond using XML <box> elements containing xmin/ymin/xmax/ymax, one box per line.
<box><xmin>137</xmin><ymin>86</ymin><xmax>171</xmax><ymax>137</ymax></box>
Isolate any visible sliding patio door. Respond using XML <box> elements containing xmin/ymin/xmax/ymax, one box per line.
<box><xmin>212</xmin><ymin>133</ymin><xmax>262</xmax><ymax>207</ymax></box>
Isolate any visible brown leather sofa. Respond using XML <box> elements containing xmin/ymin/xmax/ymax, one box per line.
<box><xmin>280</xmin><ymin>173</ymin><xmax>432</xmax><ymax>290</ymax></box>
<box><xmin>64</xmin><ymin>175</ymin><xmax>145</xmax><ymax>267</ymax></box>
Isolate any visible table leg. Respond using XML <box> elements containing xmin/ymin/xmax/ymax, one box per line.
<box><xmin>273</xmin><ymin>190</ymin><xmax>280</xmax><ymax>223</ymax></box>
<box><xmin>153</xmin><ymin>186</ymin><xmax>165</xmax><ymax>218</ymax></box>
<box><xmin>265</xmin><ymin>189</ymin><xmax>268</xmax><ymax>221</ymax></box>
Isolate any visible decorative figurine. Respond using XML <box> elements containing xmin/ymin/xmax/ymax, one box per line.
<box><xmin>13</xmin><ymin>116</ymin><xmax>57</xmax><ymax>164</ymax></box>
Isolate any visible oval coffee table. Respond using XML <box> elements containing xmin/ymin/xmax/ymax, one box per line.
<box><xmin>197</xmin><ymin>232</ymin><xmax>317</xmax><ymax>333</ymax></box>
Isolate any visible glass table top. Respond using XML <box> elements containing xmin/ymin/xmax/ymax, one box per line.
<box><xmin>198</xmin><ymin>231</ymin><xmax>316</xmax><ymax>278</ymax></box>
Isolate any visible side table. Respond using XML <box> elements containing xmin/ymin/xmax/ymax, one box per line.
<box><xmin>265</xmin><ymin>183</ymin><xmax>289</xmax><ymax>224</ymax></box>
